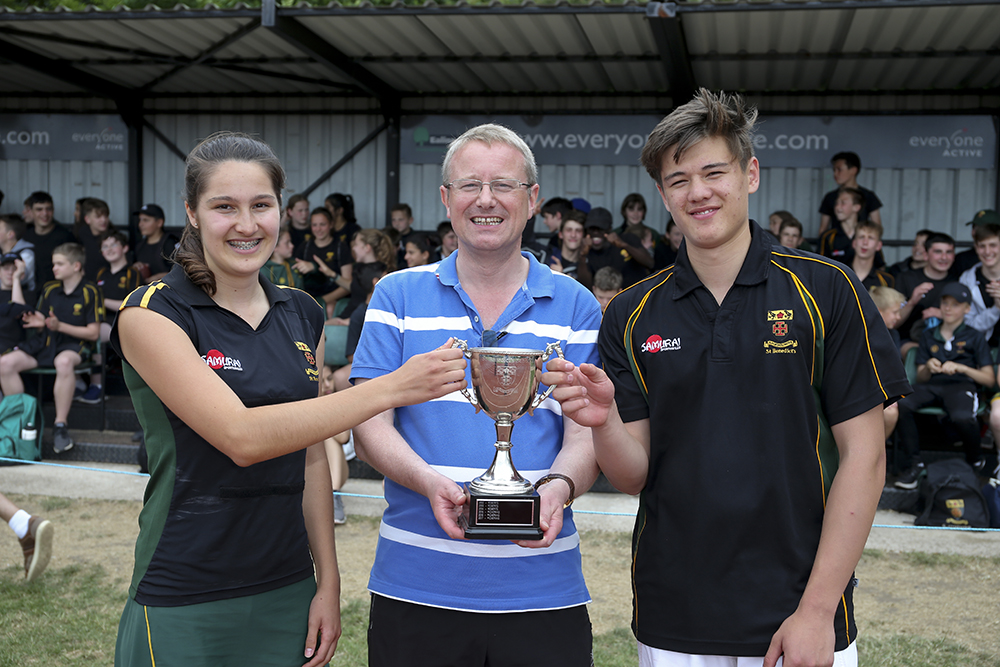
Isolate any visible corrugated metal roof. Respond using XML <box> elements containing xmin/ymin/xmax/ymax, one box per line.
<box><xmin>0</xmin><ymin>0</ymin><xmax>995</xmax><ymax>106</ymax></box>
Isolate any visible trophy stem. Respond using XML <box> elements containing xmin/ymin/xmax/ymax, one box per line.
<box><xmin>468</xmin><ymin>415</ymin><xmax>534</xmax><ymax>495</ymax></box>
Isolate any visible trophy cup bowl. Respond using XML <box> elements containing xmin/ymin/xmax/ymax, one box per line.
<box><xmin>453</xmin><ymin>340</ymin><xmax>563</xmax><ymax>540</ymax></box>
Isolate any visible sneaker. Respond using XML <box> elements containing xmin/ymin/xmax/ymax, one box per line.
<box><xmin>19</xmin><ymin>515</ymin><xmax>53</xmax><ymax>582</ymax></box>
<box><xmin>333</xmin><ymin>494</ymin><xmax>346</xmax><ymax>525</ymax></box>
<box><xmin>894</xmin><ymin>463</ymin><xmax>925</xmax><ymax>490</ymax></box>
<box><xmin>74</xmin><ymin>384</ymin><xmax>102</xmax><ymax>405</ymax></box>
<box><xmin>52</xmin><ymin>423</ymin><xmax>73</xmax><ymax>454</ymax></box>
<box><xmin>972</xmin><ymin>458</ymin><xmax>988</xmax><ymax>475</ymax></box>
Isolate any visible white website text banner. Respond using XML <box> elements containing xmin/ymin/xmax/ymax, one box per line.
<box><xmin>0</xmin><ymin>114</ymin><xmax>128</xmax><ymax>162</ymax></box>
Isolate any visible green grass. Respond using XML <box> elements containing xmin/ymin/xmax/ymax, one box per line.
<box><xmin>3</xmin><ymin>561</ymin><xmax>999</xmax><ymax>667</ymax></box>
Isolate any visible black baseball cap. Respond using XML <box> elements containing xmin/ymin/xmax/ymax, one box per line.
<box><xmin>940</xmin><ymin>282</ymin><xmax>972</xmax><ymax>305</ymax></box>
<box><xmin>136</xmin><ymin>203</ymin><xmax>165</xmax><ymax>220</ymax></box>
<box><xmin>1</xmin><ymin>252</ymin><xmax>20</xmax><ymax>265</ymax></box>
<box><xmin>586</xmin><ymin>207</ymin><xmax>613</xmax><ymax>232</ymax></box>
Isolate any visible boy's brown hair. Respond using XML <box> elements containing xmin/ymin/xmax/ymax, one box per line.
<box><xmin>838</xmin><ymin>187</ymin><xmax>865</xmax><ymax>208</ymax></box>
<box><xmin>81</xmin><ymin>197</ymin><xmax>110</xmax><ymax>219</ymax></box>
<box><xmin>972</xmin><ymin>223</ymin><xmax>1000</xmax><ymax>244</ymax></box>
<box><xmin>53</xmin><ymin>242</ymin><xmax>86</xmax><ymax>269</ymax></box>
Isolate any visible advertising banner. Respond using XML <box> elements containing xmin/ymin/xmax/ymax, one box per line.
<box><xmin>0</xmin><ymin>114</ymin><xmax>128</xmax><ymax>162</ymax></box>
<box><xmin>402</xmin><ymin>114</ymin><xmax>996</xmax><ymax>170</ymax></box>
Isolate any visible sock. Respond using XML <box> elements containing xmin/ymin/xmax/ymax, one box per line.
<box><xmin>9</xmin><ymin>509</ymin><xmax>30</xmax><ymax>539</ymax></box>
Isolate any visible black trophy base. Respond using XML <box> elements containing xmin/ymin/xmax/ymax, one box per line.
<box><xmin>462</xmin><ymin>486</ymin><xmax>543</xmax><ymax>540</ymax></box>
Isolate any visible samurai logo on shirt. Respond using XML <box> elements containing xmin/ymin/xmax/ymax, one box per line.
<box><xmin>203</xmin><ymin>349</ymin><xmax>243</xmax><ymax>371</ymax></box>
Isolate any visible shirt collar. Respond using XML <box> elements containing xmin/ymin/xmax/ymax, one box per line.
<box><xmin>162</xmin><ymin>263</ymin><xmax>291</xmax><ymax>308</ymax></box>
<box><xmin>436</xmin><ymin>250</ymin><xmax>554</xmax><ymax>299</ymax></box>
<box><xmin>672</xmin><ymin>219</ymin><xmax>770</xmax><ymax>298</ymax></box>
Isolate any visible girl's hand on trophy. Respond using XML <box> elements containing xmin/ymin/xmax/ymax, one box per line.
<box><xmin>425</xmin><ymin>475</ymin><xmax>469</xmax><ymax>540</ymax></box>
<box><xmin>394</xmin><ymin>338</ymin><xmax>468</xmax><ymax>406</ymax></box>
<box><xmin>541</xmin><ymin>360</ymin><xmax>615</xmax><ymax>428</ymax></box>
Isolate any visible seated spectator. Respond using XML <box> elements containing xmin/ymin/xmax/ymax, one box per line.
<box><xmin>889</xmin><ymin>229</ymin><xmax>932</xmax><ymax>278</ymax></box>
<box><xmin>261</xmin><ymin>227</ymin><xmax>302</xmax><ymax>289</ymax></box>
<box><xmin>293</xmin><ymin>207</ymin><xmax>339</xmax><ymax>308</ymax></box>
<box><xmin>436</xmin><ymin>221</ymin><xmax>459</xmax><ymax>259</ymax></box>
<box><xmin>777</xmin><ymin>217</ymin><xmax>803</xmax><ymax>250</ymax></box>
<box><xmin>592</xmin><ymin>265</ymin><xmax>622</xmax><ymax>313</ymax></box>
<box><xmin>953</xmin><ymin>210</ymin><xmax>1000</xmax><ymax>277</ymax></box>
<box><xmin>550</xmin><ymin>211</ymin><xmax>592</xmax><ymax>287</ymax></box>
<box><xmin>766</xmin><ymin>210</ymin><xmax>789</xmax><ymax>243</ymax></box>
<box><xmin>818</xmin><ymin>187</ymin><xmax>864</xmax><ymax>263</ymax></box>
<box><xmin>283</xmin><ymin>194</ymin><xmax>311</xmax><ymax>249</ymax></box>
<box><xmin>894</xmin><ymin>282</ymin><xmax>994</xmax><ymax>489</ymax></box>
<box><xmin>851</xmin><ymin>220</ymin><xmax>894</xmax><ymax>289</ymax></box>
<box><xmin>333</xmin><ymin>260</ymin><xmax>387</xmax><ymax>391</ymax></box>
<box><xmin>75</xmin><ymin>198</ymin><xmax>113</xmax><ymax>281</ymax></box>
<box><xmin>870</xmin><ymin>285</ymin><xmax>907</xmax><ymax>438</ymax></box>
<box><xmin>132</xmin><ymin>203</ymin><xmax>179</xmax><ymax>284</ymax></box>
<box><xmin>654</xmin><ymin>219</ymin><xmax>684</xmax><ymax>270</ymax></box>
<box><xmin>0</xmin><ymin>214</ymin><xmax>36</xmax><ymax>292</ymax></box>
<box><xmin>328</xmin><ymin>228</ymin><xmax>395</xmax><ymax>325</ymax></box>
<box><xmin>389</xmin><ymin>203</ymin><xmax>416</xmax><ymax>268</ymax></box>
<box><xmin>958</xmin><ymin>221</ymin><xmax>1000</xmax><ymax>346</ymax></box>
<box><xmin>895</xmin><ymin>232</ymin><xmax>957</xmax><ymax>343</ymax></box>
<box><xmin>818</xmin><ymin>151</ymin><xmax>882</xmax><ymax>234</ymax></box>
<box><xmin>586</xmin><ymin>207</ymin><xmax>653</xmax><ymax>288</ymax></box>
<box><xmin>617</xmin><ymin>193</ymin><xmax>658</xmax><ymax>244</ymax></box>
<box><xmin>0</xmin><ymin>243</ymin><xmax>102</xmax><ymax>454</ymax></box>
<box><xmin>23</xmin><ymin>191</ymin><xmax>74</xmax><ymax>287</ymax></box>
<box><xmin>0</xmin><ymin>255</ymin><xmax>32</xmax><ymax>354</ymax></box>
<box><xmin>85</xmin><ymin>231</ymin><xmax>141</xmax><ymax>405</ymax></box>
<box><xmin>403</xmin><ymin>233</ymin><xmax>433</xmax><ymax>269</ymax></box>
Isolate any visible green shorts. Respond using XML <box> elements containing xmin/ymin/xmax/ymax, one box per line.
<box><xmin>114</xmin><ymin>577</ymin><xmax>317</xmax><ymax>667</ymax></box>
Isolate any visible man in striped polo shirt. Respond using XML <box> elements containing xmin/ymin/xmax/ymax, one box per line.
<box><xmin>352</xmin><ymin>124</ymin><xmax>603</xmax><ymax>666</ymax></box>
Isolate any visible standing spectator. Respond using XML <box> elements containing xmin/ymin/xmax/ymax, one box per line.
<box><xmin>388</xmin><ymin>203</ymin><xmax>415</xmax><ymax>268</ymax></box>
<box><xmin>0</xmin><ymin>214</ymin><xmax>36</xmax><ymax>291</ymax></box>
<box><xmin>818</xmin><ymin>187</ymin><xmax>864</xmax><ymax>263</ymax></box>
<box><xmin>894</xmin><ymin>282</ymin><xmax>994</xmax><ymax>489</ymax></box>
<box><xmin>958</xmin><ymin>221</ymin><xmax>1000</xmax><ymax>346</ymax></box>
<box><xmin>352</xmin><ymin>123</ymin><xmax>601</xmax><ymax>667</ymax></box>
<box><xmin>617</xmin><ymin>193</ymin><xmax>657</xmax><ymax>244</ymax></box>
<box><xmin>1</xmin><ymin>492</ymin><xmax>53</xmax><ymax>583</ymax></box>
<box><xmin>75</xmin><ymin>197</ymin><xmax>113</xmax><ymax>280</ymax></box>
<box><xmin>953</xmin><ymin>209</ymin><xmax>1000</xmax><ymax>277</ymax></box>
<box><xmin>23</xmin><ymin>191</ymin><xmax>74</xmax><ymax>287</ymax></box>
<box><xmin>818</xmin><ymin>151</ymin><xmax>883</xmax><ymax>234</ymax></box>
<box><xmin>294</xmin><ymin>208</ymin><xmax>340</xmax><ymax>309</ymax></box>
<box><xmin>316</xmin><ymin>194</ymin><xmax>360</xmax><ymax>310</ymax></box>
<box><xmin>132</xmin><ymin>204</ymin><xmax>179</xmax><ymax>284</ymax></box>
<box><xmin>545</xmin><ymin>89</ymin><xmax>908</xmax><ymax>667</ymax></box>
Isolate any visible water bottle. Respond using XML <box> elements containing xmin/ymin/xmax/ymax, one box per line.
<box><xmin>21</xmin><ymin>414</ymin><xmax>37</xmax><ymax>443</ymax></box>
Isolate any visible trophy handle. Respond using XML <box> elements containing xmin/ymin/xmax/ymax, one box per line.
<box><xmin>451</xmin><ymin>338</ymin><xmax>480</xmax><ymax>411</ymax></box>
<box><xmin>530</xmin><ymin>342</ymin><xmax>565</xmax><ymax>412</ymax></box>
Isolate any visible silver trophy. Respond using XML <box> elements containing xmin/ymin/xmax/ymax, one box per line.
<box><xmin>453</xmin><ymin>340</ymin><xmax>564</xmax><ymax>539</ymax></box>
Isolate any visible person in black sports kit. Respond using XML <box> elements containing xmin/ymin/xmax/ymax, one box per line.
<box><xmin>543</xmin><ymin>90</ymin><xmax>909</xmax><ymax>667</ymax></box>
<box><xmin>109</xmin><ymin>131</ymin><xmax>466</xmax><ymax>667</ymax></box>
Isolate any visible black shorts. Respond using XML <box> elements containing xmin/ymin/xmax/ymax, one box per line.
<box><xmin>368</xmin><ymin>594</ymin><xmax>593</xmax><ymax>667</ymax></box>
<box><xmin>16</xmin><ymin>337</ymin><xmax>91</xmax><ymax>367</ymax></box>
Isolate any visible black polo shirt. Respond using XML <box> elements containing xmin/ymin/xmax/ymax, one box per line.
<box><xmin>96</xmin><ymin>265</ymin><xmax>142</xmax><ymax>314</ymax></box>
<box><xmin>894</xmin><ymin>269</ymin><xmax>953</xmax><ymax>341</ymax></box>
<box><xmin>915</xmin><ymin>322</ymin><xmax>992</xmax><ymax>388</ymax></box>
<box><xmin>599</xmin><ymin>221</ymin><xmax>909</xmax><ymax>657</ymax></box>
<box><xmin>29</xmin><ymin>278</ymin><xmax>102</xmax><ymax>362</ymax></box>
<box><xmin>860</xmin><ymin>267</ymin><xmax>894</xmax><ymax>290</ymax></box>
<box><xmin>24</xmin><ymin>223</ymin><xmax>75</xmax><ymax>286</ymax></box>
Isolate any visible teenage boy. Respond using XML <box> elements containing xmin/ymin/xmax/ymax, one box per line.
<box><xmin>75</xmin><ymin>198</ymin><xmax>112</xmax><ymax>280</ymax></box>
<box><xmin>543</xmin><ymin>89</ymin><xmax>908</xmax><ymax>666</ymax></box>
<box><xmin>584</xmin><ymin>207</ymin><xmax>652</xmax><ymax>288</ymax></box>
<box><xmin>851</xmin><ymin>220</ymin><xmax>894</xmax><ymax>289</ymax></box>
<box><xmin>953</xmin><ymin>209</ymin><xmax>1000</xmax><ymax>276</ymax></box>
<box><xmin>389</xmin><ymin>203</ymin><xmax>416</xmax><ymax>269</ymax></box>
<box><xmin>0</xmin><ymin>214</ymin><xmax>36</xmax><ymax>291</ymax></box>
<box><xmin>818</xmin><ymin>187</ymin><xmax>864</xmax><ymax>263</ymax></box>
<box><xmin>23</xmin><ymin>191</ymin><xmax>74</xmax><ymax>287</ymax></box>
<box><xmin>0</xmin><ymin>243</ymin><xmax>101</xmax><ymax>453</ymax></box>
<box><xmin>818</xmin><ymin>151</ymin><xmax>883</xmax><ymax>234</ymax></box>
<box><xmin>436</xmin><ymin>221</ymin><xmax>459</xmax><ymax>259</ymax></box>
<box><xmin>895</xmin><ymin>233</ymin><xmax>957</xmax><ymax>343</ymax></box>
<box><xmin>888</xmin><ymin>229</ymin><xmax>933</xmax><ymax>277</ymax></box>
<box><xmin>549</xmin><ymin>210</ymin><xmax>593</xmax><ymax>288</ymax></box>
<box><xmin>0</xmin><ymin>255</ymin><xmax>32</xmax><ymax>354</ymax></box>
<box><xmin>540</xmin><ymin>197</ymin><xmax>573</xmax><ymax>249</ymax></box>
<box><xmin>82</xmin><ymin>231</ymin><xmax>142</xmax><ymax>405</ymax></box>
<box><xmin>777</xmin><ymin>217</ymin><xmax>803</xmax><ymax>250</ymax></box>
<box><xmin>959</xmin><ymin>221</ymin><xmax>1000</xmax><ymax>346</ymax></box>
<box><xmin>132</xmin><ymin>203</ymin><xmax>178</xmax><ymax>284</ymax></box>
<box><xmin>870</xmin><ymin>286</ymin><xmax>907</xmax><ymax>438</ymax></box>
<box><xmin>894</xmin><ymin>282</ymin><xmax>994</xmax><ymax>489</ymax></box>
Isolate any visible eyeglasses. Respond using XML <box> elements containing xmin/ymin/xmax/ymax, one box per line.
<box><xmin>445</xmin><ymin>179</ymin><xmax>531</xmax><ymax>197</ymax></box>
